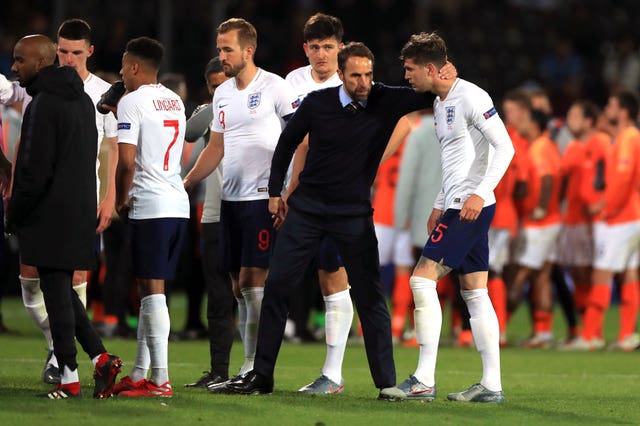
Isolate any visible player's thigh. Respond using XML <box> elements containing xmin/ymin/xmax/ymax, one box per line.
<box><xmin>129</xmin><ymin>217</ymin><xmax>188</xmax><ymax>280</ymax></box>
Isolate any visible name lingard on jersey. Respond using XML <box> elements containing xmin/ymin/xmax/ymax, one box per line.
<box><xmin>153</xmin><ymin>99</ymin><xmax>182</xmax><ymax>111</ymax></box>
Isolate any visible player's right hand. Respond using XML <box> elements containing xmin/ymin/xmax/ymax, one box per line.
<box><xmin>269</xmin><ymin>196</ymin><xmax>287</xmax><ymax>230</ymax></box>
<box><xmin>427</xmin><ymin>208</ymin><xmax>443</xmax><ymax>235</ymax></box>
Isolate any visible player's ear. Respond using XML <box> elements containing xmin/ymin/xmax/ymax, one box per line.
<box><xmin>87</xmin><ymin>44</ymin><xmax>95</xmax><ymax>58</ymax></box>
<box><xmin>245</xmin><ymin>44</ymin><xmax>255</xmax><ymax>60</ymax></box>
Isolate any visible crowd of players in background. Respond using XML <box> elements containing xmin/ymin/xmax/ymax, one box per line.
<box><xmin>0</xmin><ymin>10</ymin><xmax>639</xmax><ymax>399</ymax></box>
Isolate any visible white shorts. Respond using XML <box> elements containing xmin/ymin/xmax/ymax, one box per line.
<box><xmin>554</xmin><ymin>223</ymin><xmax>593</xmax><ymax>267</ymax></box>
<box><xmin>514</xmin><ymin>223</ymin><xmax>562</xmax><ymax>270</ymax></box>
<box><xmin>593</xmin><ymin>221</ymin><xmax>640</xmax><ymax>272</ymax></box>
<box><xmin>375</xmin><ymin>223</ymin><xmax>414</xmax><ymax>267</ymax></box>
<box><xmin>488</xmin><ymin>228</ymin><xmax>511</xmax><ymax>274</ymax></box>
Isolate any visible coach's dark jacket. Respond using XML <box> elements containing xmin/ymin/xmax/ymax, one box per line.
<box><xmin>7</xmin><ymin>65</ymin><xmax>97</xmax><ymax>270</ymax></box>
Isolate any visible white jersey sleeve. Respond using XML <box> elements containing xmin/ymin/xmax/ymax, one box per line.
<box><xmin>117</xmin><ymin>84</ymin><xmax>189</xmax><ymax>219</ymax></box>
<box><xmin>434</xmin><ymin>79</ymin><xmax>513</xmax><ymax>210</ymax></box>
<box><xmin>0</xmin><ymin>73</ymin><xmax>30</xmax><ymax>113</ymax></box>
<box><xmin>467</xmin><ymin>93</ymin><xmax>514</xmax><ymax>202</ymax></box>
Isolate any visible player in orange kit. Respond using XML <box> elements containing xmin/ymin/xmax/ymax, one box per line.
<box><xmin>564</xmin><ymin>92</ymin><xmax>640</xmax><ymax>351</ymax></box>
<box><xmin>373</xmin><ymin>115</ymin><xmax>418</xmax><ymax>343</ymax></box>
<box><xmin>555</xmin><ymin>100</ymin><xmax>610</xmax><ymax>346</ymax></box>
<box><xmin>507</xmin><ymin>108</ymin><xmax>563</xmax><ymax>348</ymax></box>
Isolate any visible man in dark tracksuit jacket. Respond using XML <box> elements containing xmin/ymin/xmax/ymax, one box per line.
<box><xmin>225</xmin><ymin>42</ymin><xmax>438</xmax><ymax>400</ymax></box>
<box><xmin>7</xmin><ymin>34</ymin><xmax>121</xmax><ymax>399</ymax></box>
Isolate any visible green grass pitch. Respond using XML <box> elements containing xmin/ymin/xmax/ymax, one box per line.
<box><xmin>0</xmin><ymin>294</ymin><xmax>639</xmax><ymax>425</ymax></box>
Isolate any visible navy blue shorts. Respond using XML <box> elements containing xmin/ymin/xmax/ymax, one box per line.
<box><xmin>421</xmin><ymin>205</ymin><xmax>495</xmax><ymax>274</ymax></box>
<box><xmin>314</xmin><ymin>235</ymin><xmax>343</xmax><ymax>272</ymax></box>
<box><xmin>220</xmin><ymin>199</ymin><xmax>273</xmax><ymax>272</ymax></box>
<box><xmin>129</xmin><ymin>217</ymin><xmax>188</xmax><ymax>279</ymax></box>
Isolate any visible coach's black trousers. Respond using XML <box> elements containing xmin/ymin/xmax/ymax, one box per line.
<box><xmin>202</xmin><ymin>222</ymin><xmax>234</xmax><ymax>377</ymax></box>
<box><xmin>39</xmin><ymin>267</ymin><xmax>105</xmax><ymax>373</ymax></box>
<box><xmin>254</xmin><ymin>206</ymin><xmax>395</xmax><ymax>389</ymax></box>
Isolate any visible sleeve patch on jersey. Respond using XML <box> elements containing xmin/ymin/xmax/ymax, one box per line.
<box><xmin>291</xmin><ymin>98</ymin><xmax>301</xmax><ymax>109</ymax></box>
<box><xmin>118</xmin><ymin>122</ymin><xmax>131</xmax><ymax>130</ymax></box>
<box><xmin>483</xmin><ymin>107</ymin><xmax>497</xmax><ymax>119</ymax></box>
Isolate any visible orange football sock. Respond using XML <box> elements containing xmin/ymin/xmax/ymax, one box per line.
<box><xmin>582</xmin><ymin>284</ymin><xmax>611</xmax><ymax>341</ymax></box>
<box><xmin>618</xmin><ymin>281</ymin><xmax>639</xmax><ymax>340</ymax></box>
<box><xmin>391</xmin><ymin>272</ymin><xmax>412</xmax><ymax>338</ymax></box>
<box><xmin>488</xmin><ymin>277</ymin><xmax>507</xmax><ymax>333</ymax></box>
<box><xmin>533</xmin><ymin>310</ymin><xmax>553</xmax><ymax>334</ymax></box>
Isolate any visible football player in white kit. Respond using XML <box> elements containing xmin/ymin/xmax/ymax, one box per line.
<box><xmin>0</xmin><ymin>18</ymin><xmax>118</xmax><ymax>385</ymax></box>
<box><xmin>400</xmin><ymin>32</ymin><xmax>514</xmax><ymax>403</ymax></box>
<box><xmin>110</xmin><ymin>37</ymin><xmax>189</xmax><ymax>397</ymax></box>
<box><xmin>183</xmin><ymin>18</ymin><xmax>299</xmax><ymax>387</ymax></box>
<box><xmin>283</xmin><ymin>13</ymin><xmax>353</xmax><ymax>395</ymax></box>
<box><xmin>282</xmin><ymin>13</ymin><xmax>418</xmax><ymax>394</ymax></box>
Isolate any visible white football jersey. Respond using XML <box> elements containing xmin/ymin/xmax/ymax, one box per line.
<box><xmin>117</xmin><ymin>83</ymin><xmax>189</xmax><ymax>219</ymax></box>
<box><xmin>211</xmin><ymin>68</ymin><xmax>299</xmax><ymax>201</ymax></box>
<box><xmin>285</xmin><ymin>65</ymin><xmax>342</xmax><ymax>100</ymax></box>
<box><xmin>83</xmin><ymin>73</ymin><xmax>118</xmax><ymax>195</ymax></box>
<box><xmin>1</xmin><ymin>72</ymin><xmax>119</xmax><ymax>201</ymax></box>
<box><xmin>433</xmin><ymin>78</ymin><xmax>513</xmax><ymax>211</ymax></box>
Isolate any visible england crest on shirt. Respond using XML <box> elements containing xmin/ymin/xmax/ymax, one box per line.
<box><xmin>446</xmin><ymin>106</ymin><xmax>455</xmax><ymax>127</ymax></box>
<box><xmin>248</xmin><ymin>92</ymin><xmax>261</xmax><ymax>109</ymax></box>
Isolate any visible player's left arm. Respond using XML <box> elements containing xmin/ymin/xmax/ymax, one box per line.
<box><xmin>462</xmin><ymin>93</ymin><xmax>515</xmax><ymax>222</ymax></box>
<box><xmin>96</xmin><ymin>135</ymin><xmax>118</xmax><ymax>233</ymax></box>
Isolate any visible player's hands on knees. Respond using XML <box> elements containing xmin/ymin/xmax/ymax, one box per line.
<box><xmin>269</xmin><ymin>196</ymin><xmax>287</xmax><ymax>230</ymax></box>
<box><xmin>459</xmin><ymin>194</ymin><xmax>484</xmax><ymax>222</ymax></box>
<box><xmin>427</xmin><ymin>208</ymin><xmax>443</xmax><ymax>235</ymax></box>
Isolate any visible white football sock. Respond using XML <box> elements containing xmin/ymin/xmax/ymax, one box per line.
<box><xmin>239</xmin><ymin>287</ymin><xmax>263</xmax><ymax>376</ymax></box>
<box><xmin>60</xmin><ymin>365</ymin><xmax>79</xmax><ymax>385</ymax></box>
<box><xmin>322</xmin><ymin>289</ymin><xmax>353</xmax><ymax>384</ymax></box>
<box><xmin>411</xmin><ymin>276</ymin><xmax>441</xmax><ymax>387</ymax></box>
<box><xmin>72</xmin><ymin>282</ymin><xmax>87</xmax><ymax>309</ymax></box>
<box><xmin>20</xmin><ymin>276</ymin><xmax>57</xmax><ymax>367</ymax></box>
<box><xmin>130</xmin><ymin>301</ymin><xmax>151</xmax><ymax>382</ymax></box>
<box><xmin>461</xmin><ymin>288</ymin><xmax>502</xmax><ymax>392</ymax></box>
<box><xmin>141</xmin><ymin>294</ymin><xmax>170</xmax><ymax>385</ymax></box>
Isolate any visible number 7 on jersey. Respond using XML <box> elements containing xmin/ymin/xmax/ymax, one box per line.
<box><xmin>163</xmin><ymin>119</ymin><xmax>180</xmax><ymax>171</ymax></box>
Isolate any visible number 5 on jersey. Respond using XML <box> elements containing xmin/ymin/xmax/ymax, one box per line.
<box><xmin>163</xmin><ymin>119</ymin><xmax>180</xmax><ymax>171</ymax></box>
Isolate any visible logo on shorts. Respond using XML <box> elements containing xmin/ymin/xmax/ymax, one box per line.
<box><xmin>446</xmin><ymin>106</ymin><xmax>455</xmax><ymax>126</ymax></box>
<box><xmin>248</xmin><ymin>92</ymin><xmax>261</xmax><ymax>109</ymax></box>
<box><xmin>291</xmin><ymin>98</ymin><xmax>301</xmax><ymax>109</ymax></box>
<box><xmin>118</xmin><ymin>122</ymin><xmax>131</xmax><ymax>130</ymax></box>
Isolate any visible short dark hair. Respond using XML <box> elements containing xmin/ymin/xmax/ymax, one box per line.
<box><xmin>400</xmin><ymin>32</ymin><xmax>447</xmax><ymax>67</ymax></box>
<box><xmin>530</xmin><ymin>108</ymin><xmax>549</xmax><ymax>133</ymax></box>
<box><xmin>204</xmin><ymin>56</ymin><xmax>223</xmax><ymax>80</ymax></box>
<box><xmin>217</xmin><ymin>18</ymin><xmax>257</xmax><ymax>50</ymax></box>
<box><xmin>503</xmin><ymin>89</ymin><xmax>532</xmax><ymax>110</ymax></box>
<box><xmin>57</xmin><ymin>18</ymin><xmax>92</xmax><ymax>43</ymax></box>
<box><xmin>613</xmin><ymin>91</ymin><xmax>640</xmax><ymax>121</ymax></box>
<box><xmin>303</xmin><ymin>13</ymin><xmax>343</xmax><ymax>43</ymax></box>
<box><xmin>125</xmin><ymin>37</ymin><xmax>164</xmax><ymax>71</ymax></box>
<box><xmin>573</xmin><ymin>100</ymin><xmax>600</xmax><ymax>126</ymax></box>
<box><xmin>337</xmin><ymin>42</ymin><xmax>374</xmax><ymax>72</ymax></box>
